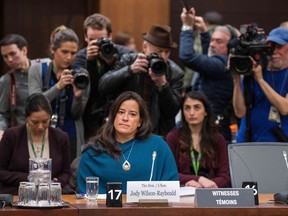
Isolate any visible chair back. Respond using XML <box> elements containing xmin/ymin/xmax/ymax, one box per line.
<box><xmin>228</xmin><ymin>142</ymin><xmax>288</xmax><ymax>193</ymax></box>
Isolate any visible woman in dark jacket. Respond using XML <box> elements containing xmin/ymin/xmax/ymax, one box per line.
<box><xmin>0</xmin><ymin>93</ymin><xmax>70</xmax><ymax>195</ymax></box>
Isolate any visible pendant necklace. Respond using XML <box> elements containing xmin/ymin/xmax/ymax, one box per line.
<box><xmin>27</xmin><ymin>125</ymin><xmax>46</xmax><ymax>158</ymax></box>
<box><xmin>119</xmin><ymin>139</ymin><xmax>135</xmax><ymax>171</ymax></box>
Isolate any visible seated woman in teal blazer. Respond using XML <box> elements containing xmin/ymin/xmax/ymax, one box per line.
<box><xmin>77</xmin><ymin>91</ymin><xmax>178</xmax><ymax>194</ymax></box>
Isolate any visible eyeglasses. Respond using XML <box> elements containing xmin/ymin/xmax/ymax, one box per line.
<box><xmin>68</xmin><ymin>190</ymin><xmax>85</xmax><ymax>199</ymax></box>
<box><xmin>0</xmin><ymin>194</ymin><xmax>12</xmax><ymax>208</ymax></box>
<box><xmin>0</xmin><ymin>200</ymin><xmax>6</xmax><ymax>208</ymax></box>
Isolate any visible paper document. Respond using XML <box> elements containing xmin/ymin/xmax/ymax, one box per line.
<box><xmin>179</xmin><ymin>186</ymin><xmax>195</xmax><ymax>197</ymax></box>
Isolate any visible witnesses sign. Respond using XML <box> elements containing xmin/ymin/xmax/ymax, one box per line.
<box><xmin>195</xmin><ymin>188</ymin><xmax>255</xmax><ymax>207</ymax></box>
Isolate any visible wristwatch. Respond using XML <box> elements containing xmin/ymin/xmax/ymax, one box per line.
<box><xmin>181</xmin><ymin>25</ymin><xmax>193</xmax><ymax>31</ymax></box>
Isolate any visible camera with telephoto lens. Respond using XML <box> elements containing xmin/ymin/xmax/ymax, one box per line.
<box><xmin>146</xmin><ymin>52</ymin><xmax>167</xmax><ymax>75</ymax></box>
<box><xmin>94</xmin><ymin>37</ymin><xmax>117</xmax><ymax>58</ymax></box>
<box><xmin>71</xmin><ymin>68</ymin><xmax>89</xmax><ymax>89</ymax></box>
<box><xmin>228</xmin><ymin>24</ymin><xmax>274</xmax><ymax>76</ymax></box>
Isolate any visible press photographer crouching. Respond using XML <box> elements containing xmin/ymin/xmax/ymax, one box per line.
<box><xmin>232</xmin><ymin>26</ymin><xmax>288</xmax><ymax>142</ymax></box>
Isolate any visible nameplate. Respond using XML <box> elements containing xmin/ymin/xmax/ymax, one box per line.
<box><xmin>195</xmin><ymin>188</ymin><xmax>255</xmax><ymax>207</ymax></box>
<box><xmin>126</xmin><ymin>181</ymin><xmax>180</xmax><ymax>203</ymax></box>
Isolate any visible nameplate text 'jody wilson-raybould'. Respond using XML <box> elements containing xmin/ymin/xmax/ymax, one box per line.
<box><xmin>126</xmin><ymin>181</ymin><xmax>180</xmax><ymax>203</ymax></box>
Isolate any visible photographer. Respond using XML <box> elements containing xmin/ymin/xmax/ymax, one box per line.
<box><xmin>233</xmin><ymin>27</ymin><xmax>288</xmax><ymax>142</ymax></box>
<box><xmin>179</xmin><ymin>7</ymin><xmax>235</xmax><ymax>143</ymax></box>
<box><xmin>98</xmin><ymin>24</ymin><xmax>184</xmax><ymax>137</ymax></box>
<box><xmin>72</xmin><ymin>13</ymin><xmax>135</xmax><ymax>141</ymax></box>
<box><xmin>28</xmin><ymin>26</ymin><xmax>89</xmax><ymax>161</ymax></box>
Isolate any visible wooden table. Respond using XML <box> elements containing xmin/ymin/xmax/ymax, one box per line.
<box><xmin>0</xmin><ymin>201</ymin><xmax>77</xmax><ymax>216</ymax></box>
<box><xmin>1</xmin><ymin>194</ymin><xmax>287</xmax><ymax>216</ymax></box>
<box><xmin>64</xmin><ymin>194</ymin><xmax>288</xmax><ymax>216</ymax></box>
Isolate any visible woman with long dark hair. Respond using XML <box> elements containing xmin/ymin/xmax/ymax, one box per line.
<box><xmin>77</xmin><ymin>91</ymin><xmax>178</xmax><ymax>194</ymax></box>
<box><xmin>166</xmin><ymin>91</ymin><xmax>230</xmax><ymax>188</ymax></box>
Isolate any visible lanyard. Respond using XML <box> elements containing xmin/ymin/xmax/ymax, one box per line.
<box><xmin>27</xmin><ymin>126</ymin><xmax>46</xmax><ymax>158</ymax></box>
<box><xmin>190</xmin><ymin>147</ymin><xmax>201</xmax><ymax>176</ymax></box>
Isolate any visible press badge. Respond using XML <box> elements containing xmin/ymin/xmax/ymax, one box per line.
<box><xmin>269</xmin><ymin>106</ymin><xmax>281</xmax><ymax>123</ymax></box>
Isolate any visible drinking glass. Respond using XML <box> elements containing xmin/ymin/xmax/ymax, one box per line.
<box><xmin>50</xmin><ymin>182</ymin><xmax>62</xmax><ymax>206</ymax></box>
<box><xmin>24</xmin><ymin>182</ymin><xmax>37</xmax><ymax>206</ymax></box>
<box><xmin>86</xmin><ymin>176</ymin><xmax>99</xmax><ymax>201</ymax></box>
<box><xmin>18</xmin><ymin>182</ymin><xmax>29</xmax><ymax>205</ymax></box>
<box><xmin>37</xmin><ymin>182</ymin><xmax>50</xmax><ymax>206</ymax></box>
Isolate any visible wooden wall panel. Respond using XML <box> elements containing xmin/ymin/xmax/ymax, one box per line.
<box><xmin>0</xmin><ymin>0</ymin><xmax>99</xmax><ymax>75</ymax></box>
<box><xmin>99</xmin><ymin>0</ymin><xmax>170</xmax><ymax>51</ymax></box>
<box><xmin>169</xmin><ymin>0</ymin><xmax>288</xmax><ymax>66</ymax></box>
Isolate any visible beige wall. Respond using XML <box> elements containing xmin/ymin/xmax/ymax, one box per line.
<box><xmin>99</xmin><ymin>0</ymin><xmax>169</xmax><ymax>51</ymax></box>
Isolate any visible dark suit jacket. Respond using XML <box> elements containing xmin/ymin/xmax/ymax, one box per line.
<box><xmin>0</xmin><ymin>124</ymin><xmax>71</xmax><ymax>195</ymax></box>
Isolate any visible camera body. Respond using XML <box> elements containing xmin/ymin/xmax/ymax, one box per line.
<box><xmin>229</xmin><ymin>24</ymin><xmax>274</xmax><ymax>76</ymax></box>
<box><xmin>94</xmin><ymin>37</ymin><xmax>117</xmax><ymax>58</ymax></box>
<box><xmin>71</xmin><ymin>68</ymin><xmax>89</xmax><ymax>89</ymax></box>
<box><xmin>146</xmin><ymin>52</ymin><xmax>167</xmax><ymax>75</ymax></box>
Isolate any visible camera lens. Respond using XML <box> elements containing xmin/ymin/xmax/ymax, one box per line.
<box><xmin>230</xmin><ymin>56</ymin><xmax>253</xmax><ymax>76</ymax></box>
<box><xmin>150</xmin><ymin>60</ymin><xmax>167</xmax><ymax>75</ymax></box>
<box><xmin>71</xmin><ymin>69</ymin><xmax>89</xmax><ymax>89</ymax></box>
<box><xmin>147</xmin><ymin>53</ymin><xmax>167</xmax><ymax>75</ymax></box>
<box><xmin>74</xmin><ymin>75</ymin><xmax>89</xmax><ymax>89</ymax></box>
<box><xmin>101</xmin><ymin>43</ymin><xmax>115</xmax><ymax>57</ymax></box>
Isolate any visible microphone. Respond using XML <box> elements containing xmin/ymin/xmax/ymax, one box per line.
<box><xmin>273</xmin><ymin>150</ymin><xmax>288</xmax><ymax>204</ymax></box>
<box><xmin>283</xmin><ymin>151</ymin><xmax>288</xmax><ymax>169</ymax></box>
<box><xmin>149</xmin><ymin>151</ymin><xmax>157</xmax><ymax>181</ymax></box>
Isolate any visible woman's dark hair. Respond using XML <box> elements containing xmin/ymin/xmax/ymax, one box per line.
<box><xmin>87</xmin><ymin>91</ymin><xmax>153</xmax><ymax>159</ymax></box>
<box><xmin>179</xmin><ymin>91</ymin><xmax>219</xmax><ymax>168</ymax></box>
<box><xmin>25</xmin><ymin>93</ymin><xmax>52</xmax><ymax>117</ymax></box>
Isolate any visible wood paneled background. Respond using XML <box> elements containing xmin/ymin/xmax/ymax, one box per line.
<box><xmin>0</xmin><ymin>0</ymin><xmax>287</xmax><ymax>75</ymax></box>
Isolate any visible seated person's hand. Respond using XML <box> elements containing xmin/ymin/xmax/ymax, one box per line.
<box><xmin>185</xmin><ymin>179</ymin><xmax>202</xmax><ymax>188</ymax></box>
<box><xmin>198</xmin><ymin>176</ymin><xmax>218</xmax><ymax>188</ymax></box>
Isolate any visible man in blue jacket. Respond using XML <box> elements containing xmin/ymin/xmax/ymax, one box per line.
<box><xmin>179</xmin><ymin>7</ymin><xmax>235</xmax><ymax>142</ymax></box>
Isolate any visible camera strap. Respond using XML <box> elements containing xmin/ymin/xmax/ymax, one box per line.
<box><xmin>58</xmin><ymin>89</ymin><xmax>67</xmax><ymax>129</ymax></box>
<box><xmin>41</xmin><ymin>61</ymin><xmax>67</xmax><ymax>128</ymax></box>
<box><xmin>8</xmin><ymin>71</ymin><xmax>17</xmax><ymax>127</ymax></box>
<box><xmin>42</xmin><ymin>62</ymin><xmax>52</xmax><ymax>91</ymax></box>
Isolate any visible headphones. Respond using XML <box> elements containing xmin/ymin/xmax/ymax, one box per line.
<box><xmin>225</xmin><ymin>24</ymin><xmax>239</xmax><ymax>52</ymax></box>
<box><xmin>225</xmin><ymin>24</ymin><xmax>238</xmax><ymax>41</ymax></box>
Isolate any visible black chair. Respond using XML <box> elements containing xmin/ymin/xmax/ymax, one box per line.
<box><xmin>228</xmin><ymin>142</ymin><xmax>288</xmax><ymax>193</ymax></box>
